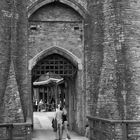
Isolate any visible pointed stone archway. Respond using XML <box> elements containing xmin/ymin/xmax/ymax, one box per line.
<box><xmin>29</xmin><ymin>46</ymin><xmax>82</xmax><ymax>131</ymax></box>
<box><xmin>27</xmin><ymin>0</ymin><xmax>86</xmax><ymax>133</ymax></box>
<box><xmin>28</xmin><ymin>0</ymin><xmax>88</xmax><ymax>19</ymax></box>
<box><xmin>29</xmin><ymin>46</ymin><xmax>82</xmax><ymax>71</ymax></box>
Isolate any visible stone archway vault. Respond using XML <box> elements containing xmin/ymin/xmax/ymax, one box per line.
<box><xmin>29</xmin><ymin>46</ymin><xmax>83</xmax><ymax>130</ymax></box>
<box><xmin>29</xmin><ymin>46</ymin><xmax>82</xmax><ymax>71</ymax></box>
<box><xmin>27</xmin><ymin>0</ymin><xmax>88</xmax><ymax>19</ymax></box>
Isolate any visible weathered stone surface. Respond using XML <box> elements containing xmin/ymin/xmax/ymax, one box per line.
<box><xmin>122</xmin><ymin>0</ymin><xmax>140</xmax><ymax>137</ymax></box>
<box><xmin>0</xmin><ymin>0</ymin><xmax>11</xmax><ymax>123</ymax></box>
<box><xmin>29</xmin><ymin>2</ymin><xmax>82</xmax><ymax>21</ymax></box>
<box><xmin>0</xmin><ymin>0</ymin><xmax>29</xmax><ymax>122</ymax></box>
<box><xmin>97</xmin><ymin>0</ymin><xmax>122</xmax><ymax>120</ymax></box>
<box><xmin>29</xmin><ymin>2</ymin><xmax>84</xmax><ymax>134</ymax></box>
<box><xmin>29</xmin><ymin>3</ymin><xmax>83</xmax><ymax>60</ymax></box>
<box><xmin>0</xmin><ymin>0</ymin><xmax>28</xmax><ymax>137</ymax></box>
<box><xmin>85</xmin><ymin>0</ymin><xmax>104</xmax><ymax>117</ymax></box>
<box><xmin>27</xmin><ymin>0</ymin><xmax>87</xmax><ymax>10</ymax></box>
<box><xmin>14</xmin><ymin>0</ymin><xmax>29</xmax><ymax>121</ymax></box>
<box><xmin>4</xmin><ymin>61</ymin><xmax>24</xmax><ymax>123</ymax></box>
<box><xmin>1</xmin><ymin>0</ymin><xmax>140</xmax><ymax>138</ymax></box>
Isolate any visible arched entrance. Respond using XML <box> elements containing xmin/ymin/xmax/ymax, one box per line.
<box><xmin>30</xmin><ymin>47</ymin><xmax>82</xmax><ymax>130</ymax></box>
<box><xmin>28</xmin><ymin>0</ymin><xmax>85</xmax><ymax>133</ymax></box>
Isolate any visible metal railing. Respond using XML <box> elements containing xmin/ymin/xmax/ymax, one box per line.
<box><xmin>0</xmin><ymin>118</ymin><xmax>32</xmax><ymax>140</ymax></box>
<box><xmin>87</xmin><ymin>116</ymin><xmax>140</xmax><ymax>140</ymax></box>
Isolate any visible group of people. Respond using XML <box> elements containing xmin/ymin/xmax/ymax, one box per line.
<box><xmin>52</xmin><ymin>104</ymin><xmax>71</xmax><ymax>140</ymax></box>
<box><xmin>33</xmin><ymin>99</ymin><xmax>44</xmax><ymax>112</ymax></box>
<box><xmin>33</xmin><ymin>98</ymin><xmax>56</xmax><ymax>112</ymax></box>
<box><xmin>34</xmin><ymin>99</ymin><xmax>89</xmax><ymax>139</ymax></box>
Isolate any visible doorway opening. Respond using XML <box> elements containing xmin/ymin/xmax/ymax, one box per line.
<box><xmin>32</xmin><ymin>53</ymin><xmax>78</xmax><ymax>130</ymax></box>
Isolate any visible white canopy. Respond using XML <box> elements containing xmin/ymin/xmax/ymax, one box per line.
<box><xmin>33</xmin><ymin>77</ymin><xmax>63</xmax><ymax>86</ymax></box>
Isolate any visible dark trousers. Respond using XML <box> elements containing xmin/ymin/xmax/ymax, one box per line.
<box><xmin>35</xmin><ymin>105</ymin><xmax>38</xmax><ymax>111</ymax></box>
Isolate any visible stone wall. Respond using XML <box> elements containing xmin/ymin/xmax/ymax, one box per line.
<box><xmin>91</xmin><ymin>0</ymin><xmax>140</xmax><ymax>122</ymax></box>
<box><xmin>92</xmin><ymin>0</ymin><xmax>140</xmax><ymax>139</ymax></box>
<box><xmin>122</xmin><ymin>0</ymin><xmax>140</xmax><ymax>120</ymax></box>
<box><xmin>27</xmin><ymin>0</ymin><xmax>87</xmax><ymax>11</ymax></box>
<box><xmin>0</xmin><ymin>0</ymin><xmax>29</xmax><ymax>122</ymax></box>
<box><xmin>4</xmin><ymin>62</ymin><xmax>24</xmax><ymax>123</ymax></box>
<box><xmin>96</xmin><ymin>0</ymin><xmax>123</xmax><ymax>120</ymax></box>
<box><xmin>13</xmin><ymin>0</ymin><xmax>29</xmax><ymax>121</ymax></box>
<box><xmin>29</xmin><ymin>2</ymin><xmax>82</xmax><ymax>21</ymax></box>
<box><xmin>29</xmin><ymin>1</ymin><xmax>85</xmax><ymax>133</ymax></box>
<box><xmin>1</xmin><ymin>0</ymin><xmax>140</xmax><ymax>138</ymax></box>
<box><xmin>85</xmin><ymin>0</ymin><xmax>104</xmax><ymax>117</ymax></box>
<box><xmin>122</xmin><ymin>0</ymin><xmax>140</xmax><ymax>137</ymax></box>
<box><xmin>29</xmin><ymin>2</ymin><xmax>83</xmax><ymax>60</ymax></box>
<box><xmin>0</xmin><ymin>0</ymin><xmax>28</xmax><ymax>137</ymax></box>
<box><xmin>0</xmin><ymin>0</ymin><xmax>12</xmax><ymax>123</ymax></box>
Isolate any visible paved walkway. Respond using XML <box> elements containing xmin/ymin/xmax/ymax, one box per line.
<box><xmin>32</xmin><ymin>112</ymin><xmax>87</xmax><ymax>140</ymax></box>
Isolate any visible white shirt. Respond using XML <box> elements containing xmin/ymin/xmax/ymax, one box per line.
<box><xmin>55</xmin><ymin>109</ymin><xmax>63</xmax><ymax>124</ymax></box>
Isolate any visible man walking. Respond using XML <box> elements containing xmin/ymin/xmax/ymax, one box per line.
<box><xmin>55</xmin><ymin>104</ymin><xmax>63</xmax><ymax>140</ymax></box>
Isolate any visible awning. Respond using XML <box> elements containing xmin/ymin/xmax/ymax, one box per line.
<box><xmin>33</xmin><ymin>72</ymin><xmax>63</xmax><ymax>86</ymax></box>
<box><xmin>33</xmin><ymin>77</ymin><xmax>63</xmax><ymax>86</ymax></box>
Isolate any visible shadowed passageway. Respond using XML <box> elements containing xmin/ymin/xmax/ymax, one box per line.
<box><xmin>32</xmin><ymin>112</ymin><xmax>86</xmax><ymax>140</ymax></box>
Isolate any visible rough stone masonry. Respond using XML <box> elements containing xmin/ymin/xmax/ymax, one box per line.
<box><xmin>1</xmin><ymin>0</ymin><xmax>140</xmax><ymax>138</ymax></box>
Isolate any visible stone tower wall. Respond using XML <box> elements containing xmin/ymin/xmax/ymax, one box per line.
<box><xmin>28</xmin><ymin>1</ymin><xmax>85</xmax><ymax>134</ymax></box>
<box><xmin>1</xmin><ymin>0</ymin><xmax>140</xmax><ymax>138</ymax></box>
<box><xmin>0</xmin><ymin>0</ymin><xmax>29</xmax><ymax>123</ymax></box>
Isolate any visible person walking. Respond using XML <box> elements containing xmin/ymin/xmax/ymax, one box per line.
<box><xmin>62</xmin><ymin>105</ymin><xmax>71</xmax><ymax>139</ymax></box>
<box><xmin>38</xmin><ymin>99</ymin><xmax>43</xmax><ymax>112</ymax></box>
<box><xmin>85</xmin><ymin>118</ymin><xmax>90</xmax><ymax>140</ymax></box>
<box><xmin>35</xmin><ymin>99</ymin><xmax>38</xmax><ymax>112</ymax></box>
<box><xmin>55</xmin><ymin>104</ymin><xmax>63</xmax><ymax>140</ymax></box>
